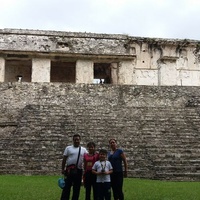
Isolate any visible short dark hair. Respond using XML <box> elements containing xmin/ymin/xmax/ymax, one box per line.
<box><xmin>73</xmin><ymin>134</ymin><xmax>81</xmax><ymax>140</ymax></box>
<box><xmin>87</xmin><ymin>142</ymin><xmax>96</xmax><ymax>148</ymax></box>
<box><xmin>99</xmin><ymin>149</ymin><xmax>107</xmax><ymax>154</ymax></box>
<box><xmin>109</xmin><ymin>139</ymin><xmax>117</xmax><ymax>144</ymax></box>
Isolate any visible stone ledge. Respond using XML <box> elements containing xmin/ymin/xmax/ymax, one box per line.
<box><xmin>0</xmin><ymin>122</ymin><xmax>17</xmax><ymax>127</ymax></box>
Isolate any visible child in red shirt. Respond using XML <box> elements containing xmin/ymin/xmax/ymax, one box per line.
<box><xmin>84</xmin><ymin>142</ymin><xmax>99</xmax><ymax>200</ymax></box>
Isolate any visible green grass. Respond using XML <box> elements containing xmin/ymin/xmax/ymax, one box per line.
<box><xmin>0</xmin><ymin>175</ymin><xmax>200</xmax><ymax>200</ymax></box>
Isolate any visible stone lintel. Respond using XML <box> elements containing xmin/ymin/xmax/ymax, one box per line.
<box><xmin>0</xmin><ymin>51</ymin><xmax>136</xmax><ymax>62</ymax></box>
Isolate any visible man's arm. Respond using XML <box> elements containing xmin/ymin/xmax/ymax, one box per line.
<box><xmin>61</xmin><ymin>155</ymin><xmax>67</xmax><ymax>174</ymax></box>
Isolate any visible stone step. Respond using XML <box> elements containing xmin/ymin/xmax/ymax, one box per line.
<box><xmin>155</xmin><ymin>172</ymin><xmax>200</xmax><ymax>180</ymax></box>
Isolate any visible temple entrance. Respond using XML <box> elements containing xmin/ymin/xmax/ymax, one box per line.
<box><xmin>5</xmin><ymin>59</ymin><xmax>32</xmax><ymax>82</ymax></box>
<box><xmin>93</xmin><ymin>63</ymin><xmax>111</xmax><ymax>84</ymax></box>
<box><xmin>51</xmin><ymin>61</ymin><xmax>76</xmax><ymax>83</ymax></box>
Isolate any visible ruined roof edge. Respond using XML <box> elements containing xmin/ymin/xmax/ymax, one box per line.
<box><xmin>0</xmin><ymin>28</ymin><xmax>200</xmax><ymax>44</ymax></box>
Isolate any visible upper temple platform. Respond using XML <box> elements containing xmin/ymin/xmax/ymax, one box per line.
<box><xmin>0</xmin><ymin>28</ymin><xmax>200</xmax><ymax>85</ymax></box>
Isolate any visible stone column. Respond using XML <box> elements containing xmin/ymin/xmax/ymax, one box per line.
<box><xmin>32</xmin><ymin>58</ymin><xmax>51</xmax><ymax>82</ymax></box>
<box><xmin>158</xmin><ymin>59</ymin><xmax>177</xmax><ymax>86</ymax></box>
<box><xmin>118</xmin><ymin>60</ymin><xmax>136</xmax><ymax>85</ymax></box>
<box><xmin>111</xmin><ymin>63</ymin><xmax>118</xmax><ymax>84</ymax></box>
<box><xmin>76</xmin><ymin>60</ymin><xmax>93</xmax><ymax>83</ymax></box>
<box><xmin>0</xmin><ymin>57</ymin><xmax>5</xmax><ymax>82</ymax></box>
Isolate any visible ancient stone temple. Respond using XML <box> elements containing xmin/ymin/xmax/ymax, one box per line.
<box><xmin>0</xmin><ymin>28</ymin><xmax>200</xmax><ymax>85</ymax></box>
<box><xmin>0</xmin><ymin>29</ymin><xmax>200</xmax><ymax>181</ymax></box>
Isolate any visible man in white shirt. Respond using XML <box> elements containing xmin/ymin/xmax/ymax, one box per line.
<box><xmin>60</xmin><ymin>134</ymin><xmax>87</xmax><ymax>200</ymax></box>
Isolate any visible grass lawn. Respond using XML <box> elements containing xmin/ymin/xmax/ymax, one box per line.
<box><xmin>0</xmin><ymin>175</ymin><xmax>200</xmax><ymax>200</ymax></box>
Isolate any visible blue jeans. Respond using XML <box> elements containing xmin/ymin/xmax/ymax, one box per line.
<box><xmin>60</xmin><ymin>169</ymin><xmax>82</xmax><ymax>200</ymax></box>
<box><xmin>84</xmin><ymin>170</ymin><xmax>97</xmax><ymax>200</ymax></box>
<box><xmin>96</xmin><ymin>182</ymin><xmax>111</xmax><ymax>200</ymax></box>
<box><xmin>110</xmin><ymin>172</ymin><xmax>124</xmax><ymax>200</ymax></box>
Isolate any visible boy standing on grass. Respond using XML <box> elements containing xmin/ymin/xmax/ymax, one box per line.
<box><xmin>92</xmin><ymin>149</ymin><xmax>113</xmax><ymax>200</ymax></box>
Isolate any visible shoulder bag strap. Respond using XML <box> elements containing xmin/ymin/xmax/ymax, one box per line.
<box><xmin>75</xmin><ymin>146</ymin><xmax>81</xmax><ymax>167</ymax></box>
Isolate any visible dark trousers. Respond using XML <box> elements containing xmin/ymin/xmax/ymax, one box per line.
<box><xmin>96</xmin><ymin>182</ymin><xmax>111</xmax><ymax>200</ymax></box>
<box><xmin>60</xmin><ymin>169</ymin><xmax>82</xmax><ymax>200</ymax></box>
<box><xmin>84</xmin><ymin>171</ymin><xmax>97</xmax><ymax>200</ymax></box>
<box><xmin>110</xmin><ymin>172</ymin><xmax>124</xmax><ymax>200</ymax></box>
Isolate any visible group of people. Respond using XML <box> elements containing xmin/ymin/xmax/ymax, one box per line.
<box><xmin>60</xmin><ymin>134</ymin><xmax>128</xmax><ymax>200</ymax></box>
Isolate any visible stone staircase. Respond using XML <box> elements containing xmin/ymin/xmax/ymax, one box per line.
<box><xmin>128</xmin><ymin>107</ymin><xmax>200</xmax><ymax>180</ymax></box>
<box><xmin>0</xmin><ymin>104</ymin><xmax>200</xmax><ymax>180</ymax></box>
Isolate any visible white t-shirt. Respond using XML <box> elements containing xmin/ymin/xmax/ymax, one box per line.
<box><xmin>92</xmin><ymin>160</ymin><xmax>113</xmax><ymax>183</ymax></box>
<box><xmin>63</xmin><ymin>145</ymin><xmax>87</xmax><ymax>169</ymax></box>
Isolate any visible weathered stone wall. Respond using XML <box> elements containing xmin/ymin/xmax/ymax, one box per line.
<box><xmin>1</xmin><ymin>29</ymin><xmax>200</xmax><ymax>85</ymax></box>
<box><xmin>0</xmin><ymin>29</ymin><xmax>131</xmax><ymax>55</ymax></box>
<box><xmin>0</xmin><ymin>83</ymin><xmax>200</xmax><ymax>180</ymax></box>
